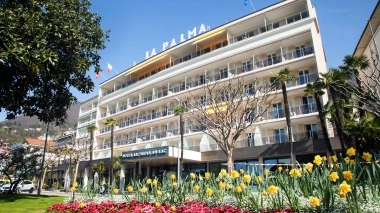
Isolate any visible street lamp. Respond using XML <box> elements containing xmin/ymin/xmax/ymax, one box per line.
<box><xmin>174</xmin><ymin>97</ymin><xmax>181</xmax><ymax>184</ymax></box>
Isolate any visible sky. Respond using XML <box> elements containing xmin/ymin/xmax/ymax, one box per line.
<box><xmin>0</xmin><ymin>0</ymin><xmax>378</xmax><ymax>122</ymax></box>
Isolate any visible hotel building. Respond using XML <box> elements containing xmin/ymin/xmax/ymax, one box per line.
<box><xmin>91</xmin><ymin>0</ymin><xmax>340</xmax><ymax>188</ymax></box>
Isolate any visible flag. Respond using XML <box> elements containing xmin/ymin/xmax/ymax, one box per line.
<box><xmin>244</xmin><ymin>0</ymin><xmax>248</xmax><ymax>6</ymax></box>
<box><xmin>107</xmin><ymin>63</ymin><xmax>112</xmax><ymax>73</ymax></box>
<box><xmin>96</xmin><ymin>72</ymin><xmax>100</xmax><ymax>79</ymax></box>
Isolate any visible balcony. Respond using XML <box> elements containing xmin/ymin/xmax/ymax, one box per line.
<box><xmin>100</xmin><ymin>10</ymin><xmax>310</xmax><ymax>99</ymax></box>
<box><xmin>260</xmin><ymin>103</ymin><xmax>317</xmax><ymax>120</ymax></box>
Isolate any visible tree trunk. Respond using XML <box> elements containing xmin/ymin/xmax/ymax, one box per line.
<box><xmin>89</xmin><ymin>132</ymin><xmax>93</xmax><ymax>185</ymax></box>
<box><xmin>180</xmin><ymin>114</ymin><xmax>184</xmax><ymax>179</ymax></box>
<box><xmin>314</xmin><ymin>92</ymin><xmax>334</xmax><ymax>155</ymax></box>
<box><xmin>49</xmin><ymin>166</ymin><xmax>54</xmax><ymax>188</ymax></box>
<box><xmin>227</xmin><ymin>150</ymin><xmax>234</xmax><ymax>174</ymax></box>
<box><xmin>329</xmin><ymin>86</ymin><xmax>347</xmax><ymax>154</ymax></box>
<box><xmin>40</xmin><ymin>167</ymin><xmax>48</xmax><ymax>191</ymax></box>
<box><xmin>282</xmin><ymin>82</ymin><xmax>294</xmax><ymax>165</ymax></box>
<box><xmin>73</xmin><ymin>160</ymin><xmax>80</xmax><ymax>187</ymax></box>
<box><xmin>109</xmin><ymin>125</ymin><xmax>114</xmax><ymax>186</ymax></box>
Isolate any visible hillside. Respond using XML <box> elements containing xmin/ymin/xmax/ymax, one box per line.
<box><xmin>0</xmin><ymin>103</ymin><xmax>80</xmax><ymax>127</ymax></box>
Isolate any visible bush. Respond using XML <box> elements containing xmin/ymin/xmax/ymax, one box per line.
<box><xmin>52</xmin><ymin>182</ymin><xmax>60</xmax><ymax>190</ymax></box>
<box><xmin>42</xmin><ymin>184</ymin><xmax>49</xmax><ymax>189</ymax></box>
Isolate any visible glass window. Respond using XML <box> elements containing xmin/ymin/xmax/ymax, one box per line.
<box><xmin>299</xmin><ymin>69</ymin><xmax>310</xmax><ymax>85</ymax></box>
<box><xmin>302</xmin><ymin>96</ymin><xmax>315</xmax><ymax>113</ymax></box>
<box><xmin>247</xmin><ymin>133</ymin><xmax>255</xmax><ymax>147</ymax></box>
<box><xmin>272</xmin><ymin>102</ymin><xmax>283</xmax><ymax>119</ymax></box>
<box><xmin>296</xmin><ymin>153</ymin><xmax>323</xmax><ymax>164</ymax></box>
<box><xmin>209</xmin><ymin>162</ymin><xmax>227</xmax><ymax>174</ymax></box>
<box><xmin>275</xmin><ymin>129</ymin><xmax>286</xmax><ymax>143</ymax></box>
<box><xmin>234</xmin><ymin>160</ymin><xmax>259</xmax><ymax>175</ymax></box>
<box><xmin>242</xmin><ymin>61</ymin><xmax>251</xmax><ymax>72</ymax></box>
<box><xmin>264</xmin><ymin>157</ymin><xmax>290</xmax><ymax>171</ymax></box>
<box><xmin>306</xmin><ymin>124</ymin><xmax>318</xmax><ymax>139</ymax></box>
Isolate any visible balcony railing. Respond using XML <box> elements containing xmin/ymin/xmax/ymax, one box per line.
<box><xmin>261</xmin><ymin>103</ymin><xmax>317</xmax><ymax>120</ymax></box>
<box><xmin>101</xmin><ymin>10</ymin><xmax>310</xmax><ymax>99</ymax></box>
<box><xmin>262</xmin><ymin>130</ymin><xmax>324</xmax><ymax>145</ymax></box>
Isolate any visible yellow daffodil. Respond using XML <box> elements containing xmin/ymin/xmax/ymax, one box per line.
<box><xmin>225</xmin><ymin>183</ymin><xmax>231</xmax><ymax>190</ymax></box>
<box><xmin>289</xmin><ymin>169</ymin><xmax>302</xmax><ymax>178</ymax></box>
<box><xmin>190</xmin><ymin>173</ymin><xmax>196</xmax><ymax>179</ymax></box>
<box><xmin>313</xmin><ymin>155</ymin><xmax>323</xmax><ymax>165</ymax></box>
<box><xmin>278</xmin><ymin>166</ymin><xmax>283</xmax><ymax>172</ymax></box>
<box><xmin>199</xmin><ymin>175</ymin><xmax>203</xmax><ymax>181</ymax></box>
<box><xmin>170</xmin><ymin>174</ymin><xmax>176</xmax><ymax>180</ymax></box>
<box><xmin>171</xmin><ymin>206</ymin><xmax>176</xmax><ymax>211</ymax></box>
<box><xmin>243</xmin><ymin>174</ymin><xmax>251</xmax><ymax>183</ymax></box>
<box><xmin>309</xmin><ymin>196</ymin><xmax>321</xmax><ymax>207</ymax></box>
<box><xmin>231</xmin><ymin>170</ymin><xmax>240</xmax><ymax>178</ymax></box>
<box><xmin>329</xmin><ymin>171</ymin><xmax>339</xmax><ymax>182</ymax></box>
<box><xmin>235</xmin><ymin>186</ymin><xmax>242</xmax><ymax>193</ymax></box>
<box><xmin>339</xmin><ymin>181</ymin><xmax>352</xmax><ymax>195</ymax></box>
<box><xmin>152</xmin><ymin>179</ymin><xmax>158</xmax><ymax>187</ymax></box>
<box><xmin>264</xmin><ymin>169</ymin><xmax>270</xmax><ymax>176</ymax></box>
<box><xmin>172</xmin><ymin>182</ymin><xmax>178</xmax><ymax>188</ymax></box>
<box><xmin>205</xmin><ymin>188</ymin><xmax>213</xmax><ymax>196</ymax></box>
<box><xmin>262</xmin><ymin>190</ymin><xmax>268</xmax><ymax>197</ymax></box>
<box><xmin>220</xmin><ymin>169</ymin><xmax>227</xmax><ymax>176</ymax></box>
<box><xmin>267</xmin><ymin>185</ymin><xmax>278</xmax><ymax>195</ymax></box>
<box><xmin>344</xmin><ymin>157</ymin><xmax>350</xmax><ymax>164</ymax></box>
<box><xmin>329</xmin><ymin>155</ymin><xmax>338</xmax><ymax>163</ymax></box>
<box><xmin>146</xmin><ymin>178</ymin><xmax>152</xmax><ymax>184</ymax></box>
<box><xmin>255</xmin><ymin>176</ymin><xmax>263</xmax><ymax>183</ymax></box>
<box><xmin>156</xmin><ymin>190</ymin><xmax>162</xmax><ymax>196</ymax></box>
<box><xmin>79</xmin><ymin>202</ymin><xmax>86</xmax><ymax>208</ymax></box>
<box><xmin>73</xmin><ymin>182</ymin><xmax>78</xmax><ymax>187</ymax></box>
<box><xmin>362</xmin><ymin>152</ymin><xmax>372</xmax><ymax>162</ymax></box>
<box><xmin>205</xmin><ymin>172</ymin><xmax>211</xmax><ymax>180</ymax></box>
<box><xmin>218</xmin><ymin>182</ymin><xmax>225</xmax><ymax>189</ymax></box>
<box><xmin>240</xmin><ymin>183</ymin><xmax>246</xmax><ymax>189</ymax></box>
<box><xmin>347</xmin><ymin>147</ymin><xmax>356</xmax><ymax>157</ymax></box>
<box><xmin>239</xmin><ymin>169</ymin><xmax>245</xmax><ymax>174</ymax></box>
<box><xmin>349</xmin><ymin>160</ymin><xmax>355</xmax><ymax>166</ymax></box>
<box><xmin>113</xmin><ymin>188</ymin><xmax>119</xmax><ymax>194</ymax></box>
<box><xmin>305</xmin><ymin>163</ymin><xmax>313</xmax><ymax>172</ymax></box>
<box><xmin>139</xmin><ymin>187</ymin><xmax>147</xmax><ymax>193</ymax></box>
<box><xmin>194</xmin><ymin>185</ymin><xmax>200</xmax><ymax>192</ymax></box>
<box><xmin>70</xmin><ymin>187</ymin><xmax>76</xmax><ymax>193</ymax></box>
<box><xmin>127</xmin><ymin>186</ymin><xmax>133</xmax><ymax>192</ymax></box>
<box><xmin>155</xmin><ymin>202</ymin><xmax>161</xmax><ymax>207</ymax></box>
<box><xmin>322</xmin><ymin>156</ymin><xmax>327</xmax><ymax>161</ymax></box>
<box><xmin>343</xmin><ymin>170</ymin><xmax>354</xmax><ymax>181</ymax></box>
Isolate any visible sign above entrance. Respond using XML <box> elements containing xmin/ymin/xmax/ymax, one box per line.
<box><xmin>122</xmin><ymin>146</ymin><xmax>169</xmax><ymax>160</ymax></box>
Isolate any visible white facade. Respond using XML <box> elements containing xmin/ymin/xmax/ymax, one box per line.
<box><xmin>90</xmin><ymin>0</ymin><xmax>338</xmax><ymax>181</ymax></box>
<box><xmin>76</xmin><ymin>96</ymin><xmax>98</xmax><ymax>150</ymax></box>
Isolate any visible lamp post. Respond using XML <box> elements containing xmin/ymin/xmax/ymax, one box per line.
<box><xmin>37</xmin><ymin>122</ymin><xmax>50</xmax><ymax>195</ymax></box>
<box><xmin>174</xmin><ymin>97</ymin><xmax>181</xmax><ymax>184</ymax></box>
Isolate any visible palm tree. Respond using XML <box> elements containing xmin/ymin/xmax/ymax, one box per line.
<box><xmin>270</xmin><ymin>67</ymin><xmax>297</xmax><ymax>165</ymax></box>
<box><xmin>105</xmin><ymin>118</ymin><xmax>118</xmax><ymax>186</ymax></box>
<box><xmin>174</xmin><ymin>105</ymin><xmax>188</xmax><ymax>179</ymax></box>
<box><xmin>304</xmin><ymin>81</ymin><xmax>333</xmax><ymax>155</ymax></box>
<box><xmin>321</xmin><ymin>68</ymin><xmax>352</xmax><ymax>151</ymax></box>
<box><xmin>86</xmin><ymin>124</ymin><xmax>98</xmax><ymax>183</ymax></box>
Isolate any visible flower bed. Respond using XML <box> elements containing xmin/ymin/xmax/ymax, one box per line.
<box><xmin>49</xmin><ymin>148</ymin><xmax>380</xmax><ymax>213</ymax></box>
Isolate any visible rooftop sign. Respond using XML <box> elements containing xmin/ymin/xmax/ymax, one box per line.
<box><xmin>145</xmin><ymin>24</ymin><xmax>210</xmax><ymax>59</ymax></box>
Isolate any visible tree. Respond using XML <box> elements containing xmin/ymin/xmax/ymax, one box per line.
<box><xmin>105</xmin><ymin>118</ymin><xmax>118</xmax><ymax>186</ymax></box>
<box><xmin>41</xmin><ymin>146</ymin><xmax>61</xmax><ymax>190</ymax></box>
<box><xmin>321</xmin><ymin>68</ymin><xmax>352</xmax><ymax>150</ymax></box>
<box><xmin>0</xmin><ymin>0</ymin><xmax>109</xmax><ymax>123</ymax></box>
<box><xmin>93</xmin><ymin>160</ymin><xmax>106</xmax><ymax>185</ymax></box>
<box><xmin>0</xmin><ymin>144</ymin><xmax>41</xmax><ymax>193</ymax></box>
<box><xmin>186</xmin><ymin>76</ymin><xmax>273</xmax><ymax>173</ymax></box>
<box><xmin>86</xmin><ymin>124</ymin><xmax>98</xmax><ymax>182</ymax></box>
<box><xmin>174</xmin><ymin>105</ymin><xmax>188</xmax><ymax>179</ymax></box>
<box><xmin>304</xmin><ymin>81</ymin><xmax>334</xmax><ymax>155</ymax></box>
<box><xmin>270</xmin><ymin>67</ymin><xmax>297</xmax><ymax>165</ymax></box>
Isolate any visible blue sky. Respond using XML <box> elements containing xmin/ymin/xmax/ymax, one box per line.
<box><xmin>0</xmin><ymin>0</ymin><xmax>377</xmax><ymax>122</ymax></box>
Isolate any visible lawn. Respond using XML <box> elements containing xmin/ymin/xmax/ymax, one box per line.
<box><xmin>0</xmin><ymin>194</ymin><xmax>65</xmax><ymax>213</ymax></box>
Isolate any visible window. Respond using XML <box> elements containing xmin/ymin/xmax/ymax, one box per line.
<box><xmin>203</xmin><ymin>47</ymin><xmax>211</xmax><ymax>54</ymax></box>
<box><xmin>274</xmin><ymin>129</ymin><xmax>286</xmax><ymax>143</ymax></box>
<box><xmin>200</xmin><ymin>96</ymin><xmax>206</xmax><ymax>106</ymax></box>
<box><xmin>247</xmin><ymin>133</ymin><xmax>255</xmax><ymax>147</ymax></box>
<box><xmin>237</xmin><ymin>34</ymin><xmax>245</xmax><ymax>41</ymax></box>
<box><xmin>209</xmin><ymin>162</ymin><xmax>227</xmax><ymax>174</ymax></box>
<box><xmin>299</xmin><ymin>69</ymin><xmax>310</xmax><ymax>85</ymax></box>
<box><xmin>272</xmin><ymin>103</ymin><xmax>283</xmax><ymax>119</ymax></box>
<box><xmin>273</xmin><ymin>22</ymin><xmax>280</xmax><ymax>29</ymax></box>
<box><xmin>295</xmin><ymin>45</ymin><xmax>305</xmax><ymax>58</ymax></box>
<box><xmin>306</xmin><ymin>124</ymin><xmax>318</xmax><ymax>139</ymax></box>
<box><xmin>301</xmin><ymin>11</ymin><xmax>309</xmax><ymax>19</ymax></box>
<box><xmin>264</xmin><ymin>157</ymin><xmax>291</xmax><ymax>171</ymax></box>
<box><xmin>302</xmin><ymin>96</ymin><xmax>315</xmax><ymax>114</ymax></box>
<box><xmin>267</xmin><ymin>54</ymin><xmax>277</xmax><ymax>65</ymax></box>
<box><xmin>242</xmin><ymin>61</ymin><xmax>251</xmax><ymax>72</ymax></box>
<box><xmin>219</xmin><ymin>68</ymin><xmax>228</xmax><ymax>79</ymax></box>
<box><xmin>245</xmin><ymin>84</ymin><xmax>253</xmax><ymax>95</ymax></box>
<box><xmin>234</xmin><ymin>160</ymin><xmax>259</xmax><ymax>175</ymax></box>
<box><xmin>199</xmin><ymin>75</ymin><xmax>205</xmax><ymax>85</ymax></box>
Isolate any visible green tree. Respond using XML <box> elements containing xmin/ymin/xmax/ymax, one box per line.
<box><xmin>174</xmin><ymin>105</ymin><xmax>188</xmax><ymax>179</ymax></box>
<box><xmin>304</xmin><ymin>81</ymin><xmax>333</xmax><ymax>155</ymax></box>
<box><xmin>86</xmin><ymin>124</ymin><xmax>98</xmax><ymax>181</ymax></box>
<box><xmin>105</xmin><ymin>118</ymin><xmax>118</xmax><ymax>186</ymax></box>
<box><xmin>270</xmin><ymin>67</ymin><xmax>297</xmax><ymax>165</ymax></box>
<box><xmin>321</xmin><ymin>68</ymin><xmax>352</xmax><ymax>151</ymax></box>
<box><xmin>0</xmin><ymin>0</ymin><xmax>109</xmax><ymax>123</ymax></box>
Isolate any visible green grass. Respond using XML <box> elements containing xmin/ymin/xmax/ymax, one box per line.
<box><xmin>0</xmin><ymin>194</ymin><xmax>65</xmax><ymax>213</ymax></box>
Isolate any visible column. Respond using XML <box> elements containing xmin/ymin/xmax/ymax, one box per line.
<box><xmin>83</xmin><ymin>167</ymin><xmax>89</xmax><ymax>188</ymax></box>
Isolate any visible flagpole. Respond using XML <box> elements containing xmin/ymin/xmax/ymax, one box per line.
<box><xmin>249</xmin><ymin>0</ymin><xmax>255</xmax><ymax>11</ymax></box>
